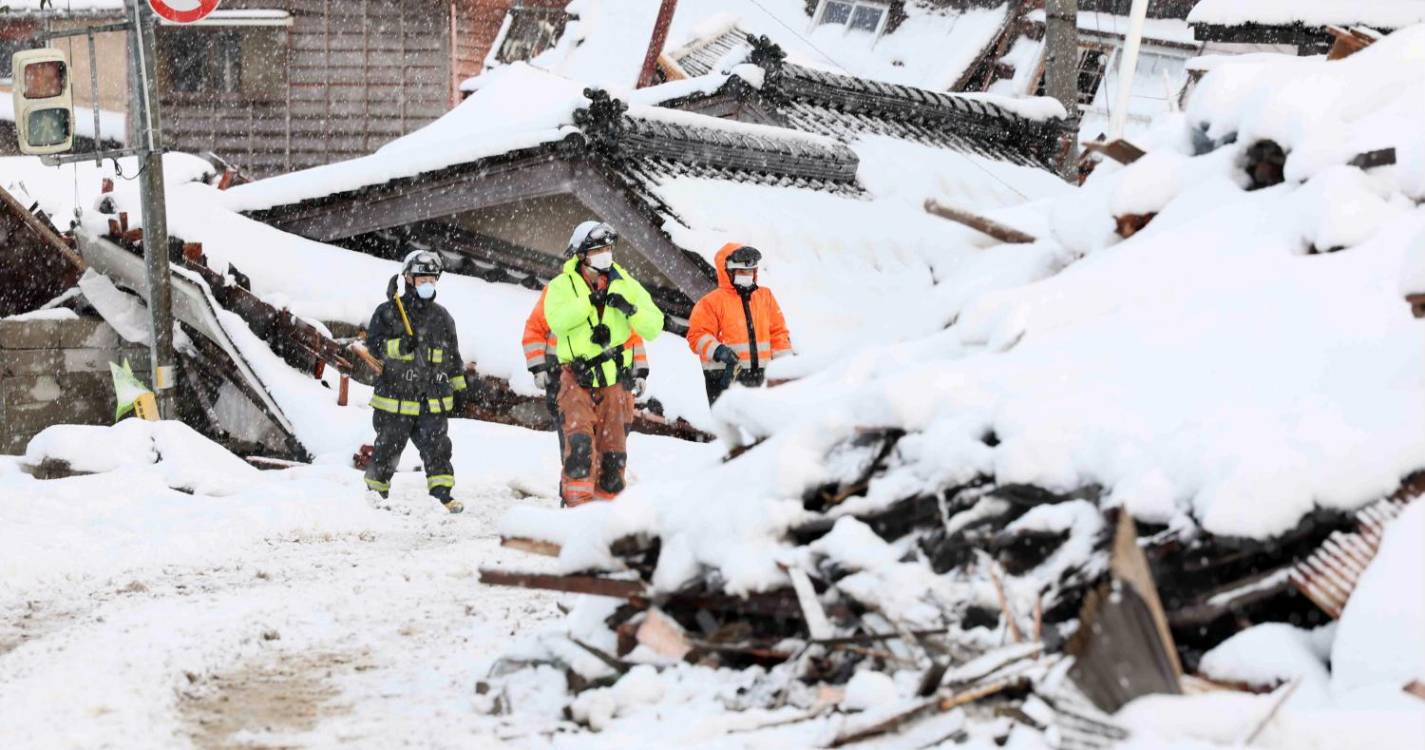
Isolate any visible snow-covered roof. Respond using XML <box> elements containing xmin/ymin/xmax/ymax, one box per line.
<box><xmin>226</xmin><ymin>58</ymin><xmax>1067</xmax><ymax>404</ymax></box>
<box><xmin>1187</xmin><ymin>0</ymin><xmax>1425</xmax><ymax>30</ymax></box>
<box><xmin>1025</xmin><ymin>8</ymin><xmax>1199</xmax><ymax>46</ymax></box>
<box><xmin>233</xmin><ymin>59</ymin><xmax>1063</xmax><ymax>228</ymax></box>
<box><xmin>493</xmin><ymin>0</ymin><xmax>1013</xmax><ymax>94</ymax></box>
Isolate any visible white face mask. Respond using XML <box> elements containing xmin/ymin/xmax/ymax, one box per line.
<box><xmin>415</xmin><ymin>282</ymin><xmax>436</xmax><ymax>299</ymax></box>
<box><xmin>587</xmin><ymin>250</ymin><xmax>614</xmax><ymax>271</ymax></box>
<box><xmin>733</xmin><ymin>271</ymin><xmax>756</xmax><ymax>288</ymax></box>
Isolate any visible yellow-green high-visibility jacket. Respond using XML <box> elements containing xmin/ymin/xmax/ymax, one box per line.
<box><xmin>544</xmin><ymin>257</ymin><xmax>662</xmax><ymax>388</ymax></box>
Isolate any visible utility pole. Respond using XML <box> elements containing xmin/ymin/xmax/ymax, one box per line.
<box><xmin>126</xmin><ymin>0</ymin><xmax>178</xmax><ymax>417</ymax></box>
<box><xmin>1043</xmin><ymin>0</ymin><xmax>1080</xmax><ymax>179</ymax></box>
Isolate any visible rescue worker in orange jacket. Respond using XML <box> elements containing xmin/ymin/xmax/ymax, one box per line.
<box><xmin>521</xmin><ymin>287</ymin><xmax>648</xmax><ymax>486</ymax></box>
<box><xmin>686</xmin><ymin>244</ymin><xmax>792</xmax><ymax>404</ymax></box>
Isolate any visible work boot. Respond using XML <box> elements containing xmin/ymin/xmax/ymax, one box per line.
<box><xmin>431</xmin><ymin>487</ymin><xmax>463</xmax><ymax>514</ymax></box>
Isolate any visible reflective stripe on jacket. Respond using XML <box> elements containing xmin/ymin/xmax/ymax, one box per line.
<box><xmin>522</xmin><ymin>288</ymin><xmax>560</xmax><ymax>371</ymax></box>
<box><xmin>544</xmin><ymin>257</ymin><xmax>663</xmax><ymax>387</ymax></box>
<box><xmin>525</xmin><ymin>286</ymin><xmax>650</xmax><ymax>376</ymax></box>
<box><xmin>365</xmin><ymin>283</ymin><xmax>468</xmax><ymax>414</ymax></box>
<box><xmin>686</xmin><ymin>243</ymin><xmax>793</xmax><ymax>371</ymax></box>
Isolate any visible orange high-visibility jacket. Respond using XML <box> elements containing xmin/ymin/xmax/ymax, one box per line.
<box><xmin>523</xmin><ymin>287</ymin><xmax>647</xmax><ymax>374</ymax></box>
<box><xmin>686</xmin><ymin>243</ymin><xmax>792</xmax><ymax>371</ymax></box>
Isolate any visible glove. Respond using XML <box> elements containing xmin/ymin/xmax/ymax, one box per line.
<box><xmin>589</xmin><ymin>288</ymin><xmax>607</xmax><ymax>307</ymax></box>
<box><xmin>713</xmin><ymin>344</ymin><xmax>739</xmax><ymax>369</ymax></box>
<box><xmin>451</xmin><ymin>389</ymin><xmax>468</xmax><ymax>415</ymax></box>
<box><xmin>605</xmin><ymin>292</ymin><xmax>637</xmax><ymax>317</ymax></box>
<box><xmin>631</xmin><ymin>376</ymin><xmax>647</xmax><ymax>398</ymax></box>
<box><xmin>532</xmin><ymin>369</ymin><xmax>550</xmax><ymax>390</ymax></box>
<box><xmin>590</xmin><ymin>323</ymin><xmax>612</xmax><ymax>346</ymax></box>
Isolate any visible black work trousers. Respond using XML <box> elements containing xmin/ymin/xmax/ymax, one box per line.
<box><xmin>364</xmin><ymin>408</ymin><xmax>454</xmax><ymax>499</ymax></box>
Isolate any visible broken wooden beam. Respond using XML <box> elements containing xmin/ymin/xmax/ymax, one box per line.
<box><xmin>0</xmin><ymin>183</ymin><xmax>86</xmax><ymax>316</ymax></box>
<box><xmin>828</xmin><ymin>678</ymin><xmax>1020</xmax><ymax>747</ymax></box>
<box><xmin>479</xmin><ymin>569</ymin><xmax>649</xmax><ymax>600</ymax></box>
<box><xmin>1326</xmin><ymin>25</ymin><xmax>1379</xmax><ymax>61</ymax></box>
<box><xmin>501</xmin><ymin>537</ymin><xmax>562</xmax><ymax>557</ymax></box>
<box><xmin>1082</xmin><ymin>138</ymin><xmax>1146</xmax><ymax>166</ymax></box>
<box><xmin>477</xmin><ymin>568</ymin><xmax>804</xmax><ymax>620</ymax></box>
<box><xmin>923</xmin><ymin>199</ymin><xmax>1036</xmax><ymax>245</ymax></box>
<box><xmin>1405</xmin><ymin>292</ymin><xmax>1425</xmax><ymax>319</ymax></box>
<box><xmin>1115</xmin><ymin>212</ymin><xmax>1156</xmax><ymax>239</ymax></box>
<box><xmin>1405</xmin><ymin>680</ymin><xmax>1425</xmax><ymax>702</ymax></box>
<box><xmin>1348</xmin><ymin>147</ymin><xmax>1396</xmax><ymax>171</ymax></box>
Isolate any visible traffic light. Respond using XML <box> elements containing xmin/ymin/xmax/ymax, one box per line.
<box><xmin>10</xmin><ymin>48</ymin><xmax>74</xmax><ymax>156</ymax></box>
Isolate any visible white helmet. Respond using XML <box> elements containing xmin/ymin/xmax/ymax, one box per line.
<box><xmin>565</xmin><ymin>221</ymin><xmax>618</xmax><ymax>258</ymax></box>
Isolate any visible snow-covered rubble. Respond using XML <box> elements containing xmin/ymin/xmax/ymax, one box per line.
<box><xmin>475</xmin><ymin>25</ymin><xmax>1425</xmax><ymax>748</ymax></box>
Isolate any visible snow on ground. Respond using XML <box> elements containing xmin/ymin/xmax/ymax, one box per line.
<box><xmin>0</xmin><ymin>420</ymin><xmax>717</xmax><ymax>748</ymax></box>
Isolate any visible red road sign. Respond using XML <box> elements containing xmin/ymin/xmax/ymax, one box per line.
<box><xmin>147</xmin><ymin>0</ymin><xmax>221</xmax><ymax>24</ymax></box>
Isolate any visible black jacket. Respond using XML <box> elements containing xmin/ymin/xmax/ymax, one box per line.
<box><xmin>366</xmin><ymin>286</ymin><xmax>464</xmax><ymax>403</ymax></box>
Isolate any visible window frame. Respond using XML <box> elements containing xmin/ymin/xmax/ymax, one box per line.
<box><xmin>1034</xmin><ymin>42</ymin><xmax>1112</xmax><ymax>107</ymax></box>
<box><xmin>812</xmin><ymin>0</ymin><xmax>890</xmax><ymax>38</ymax></box>
<box><xmin>493</xmin><ymin>4</ymin><xmax>568</xmax><ymax>65</ymax></box>
<box><xmin>156</xmin><ymin>25</ymin><xmax>286</xmax><ymax>103</ymax></box>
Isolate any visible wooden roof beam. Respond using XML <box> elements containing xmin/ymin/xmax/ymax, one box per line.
<box><xmin>262</xmin><ymin>156</ymin><xmax>579</xmax><ymax>242</ymax></box>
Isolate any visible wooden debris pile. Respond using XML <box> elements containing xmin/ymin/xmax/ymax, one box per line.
<box><xmin>479</xmin><ymin>431</ymin><xmax>1145</xmax><ymax>745</ymax></box>
<box><xmin>478</xmin><ymin>422</ymin><xmax>1425</xmax><ymax>743</ymax></box>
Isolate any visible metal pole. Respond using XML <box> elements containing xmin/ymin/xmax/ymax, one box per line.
<box><xmin>87</xmin><ymin>30</ymin><xmax>101</xmax><ymax>161</ymax></box>
<box><xmin>127</xmin><ymin>0</ymin><xmax>178</xmax><ymax>417</ymax></box>
<box><xmin>1044</xmin><ymin>0</ymin><xmax>1080</xmax><ymax>179</ymax></box>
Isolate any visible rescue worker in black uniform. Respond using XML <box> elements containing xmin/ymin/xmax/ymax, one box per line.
<box><xmin>363</xmin><ymin>251</ymin><xmax>469</xmax><ymax>514</ymax></box>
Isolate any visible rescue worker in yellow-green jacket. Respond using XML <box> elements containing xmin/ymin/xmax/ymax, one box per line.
<box><xmin>363</xmin><ymin>250</ymin><xmax>468</xmax><ymax>514</ymax></box>
<box><xmin>544</xmin><ymin>221</ymin><xmax>663</xmax><ymax>507</ymax></box>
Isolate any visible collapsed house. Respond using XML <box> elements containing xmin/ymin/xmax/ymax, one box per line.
<box><xmin>466</xmin><ymin>23</ymin><xmax>1425</xmax><ymax>747</ymax></box>
<box><xmin>228</xmin><ymin>39</ymin><xmax>1067</xmax><ymax>352</ymax></box>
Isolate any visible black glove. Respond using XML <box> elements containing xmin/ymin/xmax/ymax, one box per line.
<box><xmin>605</xmin><ymin>293</ymin><xmax>637</xmax><ymax>317</ymax></box>
<box><xmin>451</xmin><ymin>389</ymin><xmax>468</xmax><ymax>415</ymax></box>
<box><xmin>590</xmin><ymin>323</ymin><xmax>612</xmax><ymax>346</ymax></box>
<box><xmin>713</xmin><ymin>344</ymin><xmax>739</xmax><ymax>369</ymax></box>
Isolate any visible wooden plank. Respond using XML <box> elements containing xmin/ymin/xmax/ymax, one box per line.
<box><xmin>1349</xmin><ymin>147</ymin><xmax>1396</xmax><ymax>170</ymax></box>
<box><xmin>923</xmin><ymin>199</ymin><xmax>1037</xmax><ymax>244</ymax></box>
<box><xmin>478</xmin><ymin>569</ymin><xmax>649</xmax><ymax>600</ymax></box>
<box><xmin>501</xmin><ymin>537</ymin><xmax>561</xmax><ymax>557</ymax></box>
<box><xmin>1109</xmin><ymin>511</ymin><xmax>1182</xmax><ymax>679</ymax></box>
<box><xmin>786</xmin><ymin>568</ymin><xmax>833</xmax><ymax>640</ymax></box>
<box><xmin>1083</xmin><ymin>138</ymin><xmax>1146</xmax><ymax>165</ymax></box>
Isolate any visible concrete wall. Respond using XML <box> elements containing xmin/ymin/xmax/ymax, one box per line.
<box><xmin>0</xmin><ymin>315</ymin><xmax>150</xmax><ymax>455</ymax></box>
